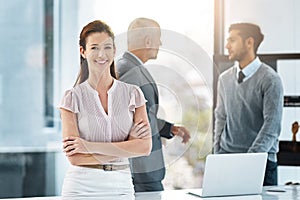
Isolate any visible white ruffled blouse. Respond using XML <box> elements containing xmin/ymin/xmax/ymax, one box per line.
<box><xmin>58</xmin><ymin>79</ymin><xmax>146</xmax><ymax>164</ymax></box>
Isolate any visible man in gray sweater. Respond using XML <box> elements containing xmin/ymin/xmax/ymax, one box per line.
<box><xmin>214</xmin><ymin>23</ymin><xmax>283</xmax><ymax>186</ymax></box>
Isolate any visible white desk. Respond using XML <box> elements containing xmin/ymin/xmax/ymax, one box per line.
<box><xmin>2</xmin><ymin>186</ymin><xmax>299</xmax><ymax>200</ymax></box>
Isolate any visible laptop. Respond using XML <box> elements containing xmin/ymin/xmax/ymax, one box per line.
<box><xmin>188</xmin><ymin>152</ymin><xmax>267</xmax><ymax>198</ymax></box>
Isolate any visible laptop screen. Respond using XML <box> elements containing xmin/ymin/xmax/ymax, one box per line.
<box><xmin>189</xmin><ymin>152</ymin><xmax>267</xmax><ymax>197</ymax></box>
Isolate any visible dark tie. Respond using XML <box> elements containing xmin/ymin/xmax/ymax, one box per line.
<box><xmin>238</xmin><ymin>71</ymin><xmax>245</xmax><ymax>83</ymax></box>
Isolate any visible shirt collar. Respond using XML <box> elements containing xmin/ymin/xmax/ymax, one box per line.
<box><xmin>236</xmin><ymin>57</ymin><xmax>262</xmax><ymax>80</ymax></box>
<box><xmin>83</xmin><ymin>79</ymin><xmax>117</xmax><ymax>96</ymax></box>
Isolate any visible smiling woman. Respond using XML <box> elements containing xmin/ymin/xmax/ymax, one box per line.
<box><xmin>58</xmin><ymin>20</ymin><xmax>152</xmax><ymax>198</ymax></box>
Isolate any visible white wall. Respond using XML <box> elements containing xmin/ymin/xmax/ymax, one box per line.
<box><xmin>225</xmin><ymin>0</ymin><xmax>300</xmax><ymax>53</ymax></box>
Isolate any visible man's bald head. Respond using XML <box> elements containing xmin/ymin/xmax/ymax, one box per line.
<box><xmin>128</xmin><ymin>17</ymin><xmax>160</xmax><ymax>31</ymax></box>
<box><xmin>127</xmin><ymin>18</ymin><xmax>161</xmax><ymax>51</ymax></box>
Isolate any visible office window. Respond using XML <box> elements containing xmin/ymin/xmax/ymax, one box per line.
<box><xmin>0</xmin><ymin>0</ymin><xmax>45</xmax><ymax>146</ymax></box>
<box><xmin>44</xmin><ymin>0</ymin><xmax>54</xmax><ymax>127</ymax></box>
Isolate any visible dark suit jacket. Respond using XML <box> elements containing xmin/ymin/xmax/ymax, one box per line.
<box><xmin>117</xmin><ymin>51</ymin><xmax>174</xmax><ymax>184</ymax></box>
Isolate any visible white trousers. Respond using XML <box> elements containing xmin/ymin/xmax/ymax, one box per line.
<box><xmin>61</xmin><ymin>165</ymin><xmax>134</xmax><ymax>199</ymax></box>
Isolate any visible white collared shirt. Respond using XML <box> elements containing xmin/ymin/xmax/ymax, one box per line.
<box><xmin>236</xmin><ymin>57</ymin><xmax>262</xmax><ymax>82</ymax></box>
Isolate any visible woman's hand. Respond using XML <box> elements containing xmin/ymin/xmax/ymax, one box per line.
<box><xmin>63</xmin><ymin>136</ymin><xmax>91</xmax><ymax>156</ymax></box>
<box><xmin>128</xmin><ymin>119</ymin><xmax>151</xmax><ymax>140</ymax></box>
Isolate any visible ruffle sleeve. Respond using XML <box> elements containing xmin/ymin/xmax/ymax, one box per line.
<box><xmin>129</xmin><ymin>86</ymin><xmax>147</xmax><ymax>112</ymax></box>
<box><xmin>58</xmin><ymin>90</ymin><xmax>79</xmax><ymax>113</ymax></box>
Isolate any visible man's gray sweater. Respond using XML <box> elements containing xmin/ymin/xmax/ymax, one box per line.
<box><xmin>214</xmin><ymin>63</ymin><xmax>283</xmax><ymax>162</ymax></box>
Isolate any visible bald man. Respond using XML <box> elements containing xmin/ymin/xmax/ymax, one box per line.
<box><xmin>117</xmin><ymin>18</ymin><xmax>190</xmax><ymax>192</ymax></box>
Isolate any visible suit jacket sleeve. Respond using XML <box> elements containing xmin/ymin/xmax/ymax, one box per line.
<box><xmin>139</xmin><ymin>84</ymin><xmax>174</xmax><ymax>139</ymax></box>
<box><xmin>157</xmin><ymin>118</ymin><xmax>174</xmax><ymax>139</ymax></box>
